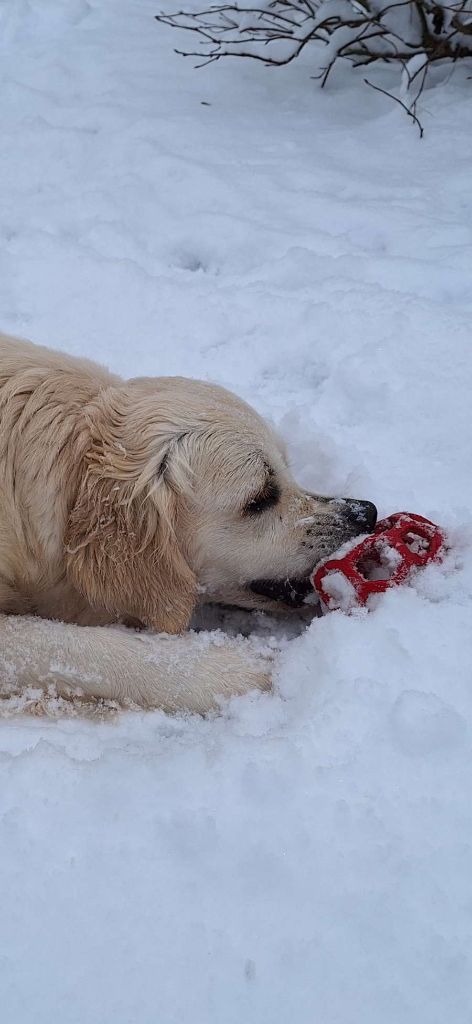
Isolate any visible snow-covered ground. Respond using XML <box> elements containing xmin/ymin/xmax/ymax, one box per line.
<box><xmin>1</xmin><ymin>1</ymin><xmax>472</xmax><ymax>1020</ymax></box>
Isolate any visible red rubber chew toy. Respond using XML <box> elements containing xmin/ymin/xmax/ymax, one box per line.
<box><xmin>312</xmin><ymin>512</ymin><xmax>445</xmax><ymax>611</ymax></box>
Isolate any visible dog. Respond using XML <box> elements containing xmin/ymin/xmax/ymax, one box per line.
<box><xmin>0</xmin><ymin>334</ymin><xmax>376</xmax><ymax>713</ymax></box>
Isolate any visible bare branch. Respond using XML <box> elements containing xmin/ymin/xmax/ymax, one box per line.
<box><xmin>364</xmin><ymin>76</ymin><xmax>425</xmax><ymax>135</ymax></box>
<box><xmin>155</xmin><ymin>0</ymin><xmax>472</xmax><ymax>130</ymax></box>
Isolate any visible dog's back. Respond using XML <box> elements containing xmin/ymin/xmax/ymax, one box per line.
<box><xmin>0</xmin><ymin>334</ymin><xmax>119</xmax><ymax>619</ymax></box>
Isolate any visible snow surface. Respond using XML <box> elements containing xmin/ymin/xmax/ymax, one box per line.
<box><xmin>1</xmin><ymin>1</ymin><xmax>472</xmax><ymax>1020</ymax></box>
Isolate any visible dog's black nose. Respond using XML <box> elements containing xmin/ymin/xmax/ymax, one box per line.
<box><xmin>342</xmin><ymin>499</ymin><xmax>377</xmax><ymax>532</ymax></box>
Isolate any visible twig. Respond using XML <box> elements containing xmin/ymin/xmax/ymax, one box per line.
<box><xmin>364</xmin><ymin>76</ymin><xmax>424</xmax><ymax>135</ymax></box>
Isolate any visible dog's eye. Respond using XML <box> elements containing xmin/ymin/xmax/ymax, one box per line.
<box><xmin>243</xmin><ymin>482</ymin><xmax>280</xmax><ymax>516</ymax></box>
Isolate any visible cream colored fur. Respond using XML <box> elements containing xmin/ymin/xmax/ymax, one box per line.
<box><xmin>0</xmin><ymin>333</ymin><xmax>349</xmax><ymax>713</ymax></box>
<box><xmin>0</xmin><ymin>614</ymin><xmax>271</xmax><ymax>715</ymax></box>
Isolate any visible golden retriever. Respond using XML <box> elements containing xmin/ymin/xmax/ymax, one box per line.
<box><xmin>0</xmin><ymin>334</ymin><xmax>376</xmax><ymax>713</ymax></box>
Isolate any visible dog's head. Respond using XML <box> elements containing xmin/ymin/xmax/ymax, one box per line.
<box><xmin>66</xmin><ymin>377</ymin><xmax>376</xmax><ymax>632</ymax></box>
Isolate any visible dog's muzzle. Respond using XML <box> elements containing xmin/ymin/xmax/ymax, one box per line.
<box><xmin>339</xmin><ymin>499</ymin><xmax>377</xmax><ymax>531</ymax></box>
<box><xmin>249</xmin><ymin>499</ymin><xmax>377</xmax><ymax>608</ymax></box>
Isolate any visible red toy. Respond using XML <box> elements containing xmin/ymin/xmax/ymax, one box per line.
<box><xmin>312</xmin><ymin>512</ymin><xmax>445</xmax><ymax>612</ymax></box>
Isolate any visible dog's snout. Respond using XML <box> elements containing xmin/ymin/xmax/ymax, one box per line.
<box><xmin>342</xmin><ymin>499</ymin><xmax>377</xmax><ymax>532</ymax></box>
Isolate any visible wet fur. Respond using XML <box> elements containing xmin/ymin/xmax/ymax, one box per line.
<box><xmin>0</xmin><ymin>334</ymin><xmax>367</xmax><ymax>712</ymax></box>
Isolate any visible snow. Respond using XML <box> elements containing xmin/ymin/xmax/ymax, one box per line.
<box><xmin>318</xmin><ymin>567</ymin><xmax>359</xmax><ymax>609</ymax></box>
<box><xmin>1</xmin><ymin>1</ymin><xmax>472</xmax><ymax>1020</ymax></box>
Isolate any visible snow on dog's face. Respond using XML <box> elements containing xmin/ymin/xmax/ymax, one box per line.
<box><xmin>163</xmin><ymin>386</ymin><xmax>377</xmax><ymax>612</ymax></box>
<box><xmin>68</xmin><ymin>376</ymin><xmax>376</xmax><ymax>631</ymax></box>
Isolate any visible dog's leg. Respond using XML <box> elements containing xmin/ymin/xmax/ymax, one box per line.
<box><xmin>0</xmin><ymin>615</ymin><xmax>273</xmax><ymax>714</ymax></box>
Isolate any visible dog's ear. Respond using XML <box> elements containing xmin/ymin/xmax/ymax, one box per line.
<box><xmin>65</xmin><ymin>413</ymin><xmax>197</xmax><ymax>634</ymax></box>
